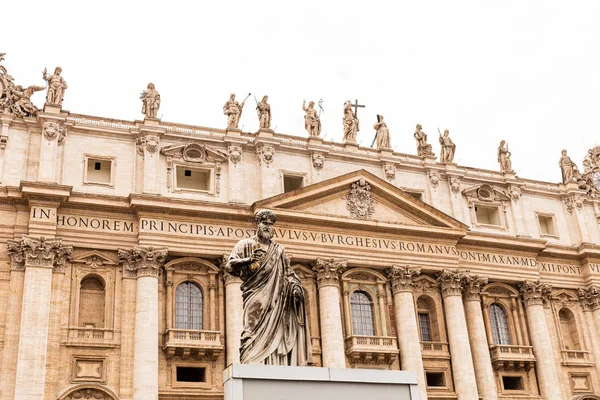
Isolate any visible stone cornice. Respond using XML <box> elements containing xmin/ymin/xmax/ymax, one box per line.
<box><xmin>437</xmin><ymin>269</ymin><xmax>468</xmax><ymax>298</ymax></box>
<box><xmin>312</xmin><ymin>257</ymin><xmax>347</xmax><ymax>288</ymax></box>
<box><xmin>518</xmin><ymin>280</ymin><xmax>552</xmax><ymax>307</ymax></box>
<box><xmin>6</xmin><ymin>236</ymin><xmax>72</xmax><ymax>271</ymax></box>
<box><xmin>386</xmin><ymin>265</ymin><xmax>421</xmax><ymax>294</ymax></box>
<box><xmin>578</xmin><ymin>286</ymin><xmax>600</xmax><ymax>311</ymax></box>
<box><xmin>118</xmin><ymin>246</ymin><xmax>168</xmax><ymax>278</ymax></box>
<box><xmin>462</xmin><ymin>274</ymin><xmax>488</xmax><ymax>302</ymax></box>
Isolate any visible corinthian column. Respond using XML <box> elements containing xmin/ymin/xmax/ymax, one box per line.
<box><xmin>518</xmin><ymin>281</ymin><xmax>562</xmax><ymax>400</ymax></box>
<box><xmin>462</xmin><ymin>275</ymin><xmax>498</xmax><ymax>400</ymax></box>
<box><xmin>223</xmin><ymin>267</ymin><xmax>243</xmax><ymax>365</ymax></box>
<box><xmin>120</xmin><ymin>246</ymin><xmax>168</xmax><ymax>400</ymax></box>
<box><xmin>312</xmin><ymin>257</ymin><xmax>346</xmax><ymax>368</ymax></box>
<box><xmin>8</xmin><ymin>236</ymin><xmax>72</xmax><ymax>400</ymax></box>
<box><xmin>578</xmin><ymin>286</ymin><xmax>600</xmax><ymax>378</ymax></box>
<box><xmin>437</xmin><ymin>269</ymin><xmax>479</xmax><ymax>400</ymax></box>
<box><xmin>387</xmin><ymin>265</ymin><xmax>427</xmax><ymax>400</ymax></box>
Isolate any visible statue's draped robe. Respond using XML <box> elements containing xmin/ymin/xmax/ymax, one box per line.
<box><xmin>228</xmin><ymin>237</ymin><xmax>312</xmax><ymax>366</ymax></box>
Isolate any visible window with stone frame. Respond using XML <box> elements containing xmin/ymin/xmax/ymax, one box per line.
<box><xmin>78</xmin><ymin>275</ymin><xmax>106</xmax><ymax>328</ymax></box>
<box><xmin>416</xmin><ymin>296</ymin><xmax>440</xmax><ymax>342</ymax></box>
<box><xmin>489</xmin><ymin>303</ymin><xmax>511</xmax><ymax>345</ymax></box>
<box><xmin>558</xmin><ymin>307</ymin><xmax>581</xmax><ymax>350</ymax></box>
<box><xmin>175</xmin><ymin>281</ymin><xmax>204</xmax><ymax>330</ymax></box>
<box><xmin>350</xmin><ymin>291</ymin><xmax>375</xmax><ymax>336</ymax></box>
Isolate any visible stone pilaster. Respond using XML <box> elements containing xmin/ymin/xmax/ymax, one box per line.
<box><xmin>518</xmin><ymin>281</ymin><xmax>562</xmax><ymax>400</ymax></box>
<box><xmin>256</xmin><ymin>143</ymin><xmax>278</xmax><ymax>198</ymax></box>
<box><xmin>223</xmin><ymin>267</ymin><xmax>243</xmax><ymax>366</ymax></box>
<box><xmin>227</xmin><ymin>144</ymin><xmax>244</xmax><ymax>203</ymax></box>
<box><xmin>462</xmin><ymin>275</ymin><xmax>498</xmax><ymax>400</ymax></box>
<box><xmin>437</xmin><ymin>269</ymin><xmax>479</xmax><ymax>400</ymax></box>
<box><xmin>8</xmin><ymin>236</ymin><xmax>72</xmax><ymax>400</ymax></box>
<box><xmin>119</xmin><ymin>246</ymin><xmax>168</xmax><ymax>400</ymax></box>
<box><xmin>312</xmin><ymin>257</ymin><xmax>346</xmax><ymax>368</ymax></box>
<box><xmin>387</xmin><ymin>265</ymin><xmax>427</xmax><ymax>400</ymax></box>
<box><xmin>578</xmin><ymin>286</ymin><xmax>600</xmax><ymax>371</ymax></box>
<box><xmin>38</xmin><ymin>117</ymin><xmax>67</xmax><ymax>183</ymax></box>
<box><xmin>135</xmin><ymin>119</ymin><xmax>165</xmax><ymax>195</ymax></box>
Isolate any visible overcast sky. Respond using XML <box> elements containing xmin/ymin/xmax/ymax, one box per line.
<box><xmin>4</xmin><ymin>1</ymin><xmax>600</xmax><ymax>183</ymax></box>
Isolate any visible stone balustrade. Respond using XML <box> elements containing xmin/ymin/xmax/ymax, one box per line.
<box><xmin>420</xmin><ymin>341</ymin><xmax>450</xmax><ymax>359</ymax></box>
<box><xmin>344</xmin><ymin>335</ymin><xmax>398</xmax><ymax>365</ymax></box>
<box><xmin>67</xmin><ymin>327</ymin><xmax>114</xmax><ymax>341</ymax></box>
<box><xmin>560</xmin><ymin>349</ymin><xmax>591</xmax><ymax>365</ymax></box>
<box><xmin>163</xmin><ymin>329</ymin><xmax>223</xmax><ymax>360</ymax></box>
<box><xmin>489</xmin><ymin>344</ymin><xmax>535</xmax><ymax>371</ymax></box>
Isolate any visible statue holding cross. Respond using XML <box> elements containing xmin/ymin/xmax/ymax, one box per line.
<box><xmin>342</xmin><ymin>99</ymin><xmax>363</xmax><ymax>143</ymax></box>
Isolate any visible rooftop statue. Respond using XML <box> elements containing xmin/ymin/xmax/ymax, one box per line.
<box><xmin>414</xmin><ymin>124</ymin><xmax>434</xmax><ymax>157</ymax></box>
<box><xmin>498</xmin><ymin>140</ymin><xmax>513</xmax><ymax>173</ymax></box>
<box><xmin>256</xmin><ymin>95</ymin><xmax>271</xmax><ymax>129</ymax></box>
<box><xmin>559</xmin><ymin>149</ymin><xmax>577</xmax><ymax>183</ymax></box>
<box><xmin>225</xmin><ymin>210</ymin><xmax>312</xmax><ymax>366</ymax></box>
<box><xmin>302</xmin><ymin>100</ymin><xmax>321</xmax><ymax>137</ymax></box>
<box><xmin>342</xmin><ymin>101</ymin><xmax>359</xmax><ymax>142</ymax></box>
<box><xmin>0</xmin><ymin>54</ymin><xmax>45</xmax><ymax>118</ymax></box>
<box><xmin>439</xmin><ymin>129</ymin><xmax>456</xmax><ymax>163</ymax></box>
<box><xmin>223</xmin><ymin>93</ymin><xmax>248</xmax><ymax>129</ymax></box>
<box><xmin>140</xmin><ymin>83</ymin><xmax>160</xmax><ymax>119</ymax></box>
<box><xmin>372</xmin><ymin>114</ymin><xmax>390</xmax><ymax>149</ymax></box>
<box><xmin>42</xmin><ymin>67</ymin><xmax>68</xmax><ymax>106</ymax></box>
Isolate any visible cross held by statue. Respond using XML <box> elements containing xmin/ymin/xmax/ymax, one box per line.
<box><xmin>350</xmin><ymin>99</ymin><xmax>365</xmax><ymax>117</ymax></box>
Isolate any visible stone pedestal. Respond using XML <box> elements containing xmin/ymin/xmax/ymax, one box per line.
<box><xmin>344</xmin><ymin>141</ymin><xmax>358</xmax><ymax>152</ymax></box>
<box><xmin>256</xmin><ymin>128</ymin><xmax>274</xmax><ymax>138</ymax></box>
<box><xmin>438</xmin><ymin>270</ymin><xmax>479</xmax><ymax>400</ymax></box>
<box><xmin>462</xmin><ymin>277</ymin><xmax>498</xmax><ymax>400</ymax></box>
<box><xmin>225</xmin><ymin>273</ymin><xmax>244</xmax><ymax>365</ymax></box>
<box><xmin>387</xmin><ymin>266</ymin><xmax>427</xmax><ymax>400</ymax></box>
<box><xmin>119</xmin><ymin>246</ymin><xmax>168</xmax><ymax>400</ymax></box>
<box><xmin>313</xmin><ymin>258</ymin><xmax>347</xmax><ymax>368</ymax></box>
<box><xmin>224</xmin><ymin>364</ymin><xmax>419</xmax><ymax>400</ymax></box>
<box><xmin>8</xmin><ymin>237</ymin><xmax>71</xmax><ymax>400</ymax></box>
<box><xmin>519</xmin><ymin>281</ymin><xmax>562</xmax><ymax>400</ymax></box>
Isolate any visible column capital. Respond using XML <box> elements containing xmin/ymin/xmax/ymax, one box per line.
<box><xmin>7</xmin><ymin>236</ymin><xmax>72</xmax><ymax>271</ymax></box>
<box><xmin>386</xmin><ymin>264</ymin><xmax>421</xmax><ymax>294</ymax></box>
<box><xmin>462</xmin><ymin>274</ymin><xmax>488</xmax><ymax>302</ymax></box>
<box><xmin>118</xmin><ymin>246</ymin><xmax>168</xmax><ymax>278</ymax></box>
<box><xmin>518</xmin><ymin>280</ymin><xmax>552</xmax><ymax>307</ymax></box>
<box><xmin>578</xmin><ymin>286</ymin><xmax>600</xmax><ymax>311</ymax></box>
<box><xmin>437</xmin><ymin>268</ymin><xmax>468</xmax><ymax>298</ymax></box>
<box><xmin>312</xmin><ymin>257</ymin><xmax>346</xmax><ymax>288</ymax></box>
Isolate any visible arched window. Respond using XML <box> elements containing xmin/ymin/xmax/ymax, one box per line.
<box><xmin>489</xmin><ymin>303</ymin><xmax>511</xmax><ymax>345</ymax></box>
<box><xmin>559</xmin><ymin>308</ymin><xmax>580</xmax><ymax>350</ymax></box>
<box><xmin>417</xmin><ymin>296</ymin><xmax>440</xmax><ymax>342</ymax></box>
<box><xmin>351</xmin><ymin>291</ymin><xmax>375</xmax><ymax>336</ymax></box>
<box><xmin>175</xmin><ymin>282</ymin><xmax>203</xmax><ymax>330</ymax></box>
<box><xmin>79</xmin><ymin>276</ymin><xmax>105</xmax><ymax>328</ymax></box>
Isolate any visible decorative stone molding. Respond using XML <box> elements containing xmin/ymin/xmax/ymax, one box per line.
<box><xmin>228</xmin><ymin>145</ymin><xmax>242</xmax><ymax>165</ymax></box>
<box><xmin>386</xmin><ymin>264</ymin><xmax>421</xmax><ymax>294</ymax></box>
<box><xmin>437</xmin><ymin>268</ymin><xmax>468</xmax><ymax>298</ymax></box>
<box><xmin>564</xmin><ymin>195</ymin><xmax>584</xmax><ymax>214</ymax></box>
<box><xmin>42</xmin><ymin>121</ymin><xmax>67</xmax><ymax>144</ymax></box>
<box><xmin>256</xmin><ymin>145</ymin><xmax>275</xmax><ymax>166</ymax></box>
<box><xmin>428</xmin><ymin>171</ymin><xmax>440</xmax><ymax>189</ymax></box>
<box><xmin>509</xmin><ymin>186</ymin><xmax>521</xmax><ymax>202</ymax></box>
<box><xmin>463</xmin><ymin>183</ymin><xmax>510</xmax><ymax>203</ymax></box>
<box><xmin>136</xmin><ymin>134</ymin><xmax>160</xmax><ymax>155</ymax></box>
<box><xmin>311</xmin><ymin>152</ymin><xmax>324</xmax><ymax>171</ymax></box>
<box><xmin>518</xmin><ymin>280</ymin><xmax>552</xmax><ymax>307</ymax></box>
<box><xmin>449</xmin><ymin>177</ymin><xmax>460</xmax><ymax>195</ymax></box>
<box><xmin>161</xmin><ymin>142</ymin><xmax>228</xmax><ymax>164</ymax></box>
<box><xmin>578</xmin><ymin>286</ymin><xmax>600</xmax><ymax>311</ymax></box>
<box><xmin>345</xmin><ymin>178</ymin><xmax>375</xmax><ymax>220</ymax></box>
<box><xmin>118</xmin><ymin>246</ymin><xmax>168</xmax><ymax>278</ymax></box>
<box><xmin>384</xmin><ymin>164</ymin><xmax>395</xmax><ymax>180</ymax></box>
<box><xmin>6</xmin><ymin>236</ymin><xmax>72</xmax><ymax>271</ymax></box>
<box><xmin>312</xmin><ymin>257</ymin><xmax>347</xmax><ymax>288</ymax></box>
<box><xmin>462</xmin><ymin>274</ymin><xmax>488</xmax><ymax>302</ymax></box>
<box><xmin>66</xmin><ymin>388</ymin><xmax>108</xmax><ymax>399</ymax></box>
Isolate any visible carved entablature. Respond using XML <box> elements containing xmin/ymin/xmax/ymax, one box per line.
<box><xmin>386</xmin><ymin>265</ymin><xmax>421</xmax><ymax>294</ymax></box>
<box><xmin>462</xmin><ymin>274</ymin><xmax>488</xmax><ymax>302</ymax></box>
<box><xmin>118</xmin><ymin>246</ymin><xmax>168</xmax><ymax>278</ymax></box>
<box><xmin>518</xmin><ymin>280</ymin><xmax>552</xmax><ymax>307</ymax></box>
<box><xmin>312</xmin><ymin>257</ymin><xmax>347</xmax><ymax>288</ymax></box>
<box><xmin>161</xmin><ymin>142</ymin><xmax>228</xmax><ymax>164</ymax></box>
<box><xmin>437</xmin><ymin>269</ymin><xmax>469</xmax><ymax>298</ymax></box>
<box><xmin>6</xmin><ymin>236</ymin><xmax>72</xmax><ymax>272</ymax></box>
<box><xmin>578</xmin><ymin>286</ymin><xmax>600</xmax><ymax>311</ymax></box>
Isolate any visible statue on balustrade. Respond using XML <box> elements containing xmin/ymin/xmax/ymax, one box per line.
<box><xmin>373</xmin><ymin>114</ymin><xmax>390</xmax><ymax>149</ymax></box>
<box><xmin>302</xmin><ymin>100</ymin><xmax>321</xmax><ymax>137</ymax></box>
<box><xmin>414</xmin><ymin>124</ymin><xmax>434</xmax><ymax>157</ymax></box>
<box><xmin>439</xmin><ymin>129</ymin><xmax>456</xmax><ymax>163</ymax></box>
<box><xmin>140</xmin><ymin>82</ymin><xmax>161</xmax><ymax>118</ymax></box>
<box><xmin>42</xmin><ymin>66</ymin><xmax>68</xmax><ymax>106</ymax></box>
<box><xmin>225</xmin><ymin>210</ymin><xmax>312</xmax><ymax>366</ymax></box>
<box><xmin>498</xmin><ymin>140</ymin><xmax>513</xmax><ymax>173</ymax></box>
<box><xmin>558</xmin><ymin>149</ymin><xmax>577</xmax><ymax>183</ymax></box>
<box><xmin>342</xmin><ymin>101</ymin><xmax>359</xmax><ymax>142</ymax></box>
<box><xmin>256</xmin><ymin>95</ymin><xmax>272</xmax><ymax>129</ymax></box>
<box><xmin>223</xmin><ymin>93</ymin><xmax>248</xmax><ymax>129</ymax></box>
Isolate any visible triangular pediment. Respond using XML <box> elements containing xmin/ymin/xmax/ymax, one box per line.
<box><xmin>160</xmin><ymin>143</ymin><xmax>227</xmax><ymax>163</ymax></box>
<box><xmin>254</xmin><ymin>170</ymin><xmax>468</xmax><ymax>231</ymax></box>
<box><xmin>71</xmin><ymin>250</ymin><xmax>117</xmax><ymax>267</ymax></box>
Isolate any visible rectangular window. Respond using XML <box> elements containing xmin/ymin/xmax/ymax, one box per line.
<box><xmin>283</xmin><ymin>175</ymin><xmax>304</xmax><ymax>193</ymax></box>
<box><xmin>502</xmin><ymin>376</ymin><xmax>524</xmax><ymax>391</ymax></box>
<box><xmin>175</xmin><ymin>166</ymin><xmax>210</xmax><ymax>191</ymax></box>
<box><xmin>176</xmin><ymin>366</ymin><xmax>206</xmax><ymax>383</ymax></box>
<box><xmin>85</xmin><ymin>157</ymin><xmax>113</xmax><ymax>185</ymax></box>
<box><xmin>426</xmin><ymin>372</ymin><xmax>445</xmax><ymax>387</ymax></box>
<box><xmin>475</xmin><ymin>205</ymin><xmax>501</xmax><ymax>226</ymax></box>
<box><xmin>537</xmin><ymin>214</ymin><xmax>557</xmax><ymax>236</ymax></box>
<box><xmin>418</xmin><ymin>313</ymin><xmax>432</xmax><ymax>342</ymax></box>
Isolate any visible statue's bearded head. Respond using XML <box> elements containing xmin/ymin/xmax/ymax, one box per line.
<box><xmin>255</xmin><ymin>210</ymin><xmax>276</xmax><ymax>241</ymax></box>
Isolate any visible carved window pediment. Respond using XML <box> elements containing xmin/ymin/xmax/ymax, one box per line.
<box><xmin>160</xmin><ymin>142</ymin><xmax>228</xmax><ymax>164</ymax></box>
<box><xmin>71</xmin><ymin>251</ymin><xmax>117</xmax><ymax>269</ymax></box>
<box><xmin>462</xmin><ymin>184</ymin><xmax>511</xmax><ymax>202</ymax></box>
